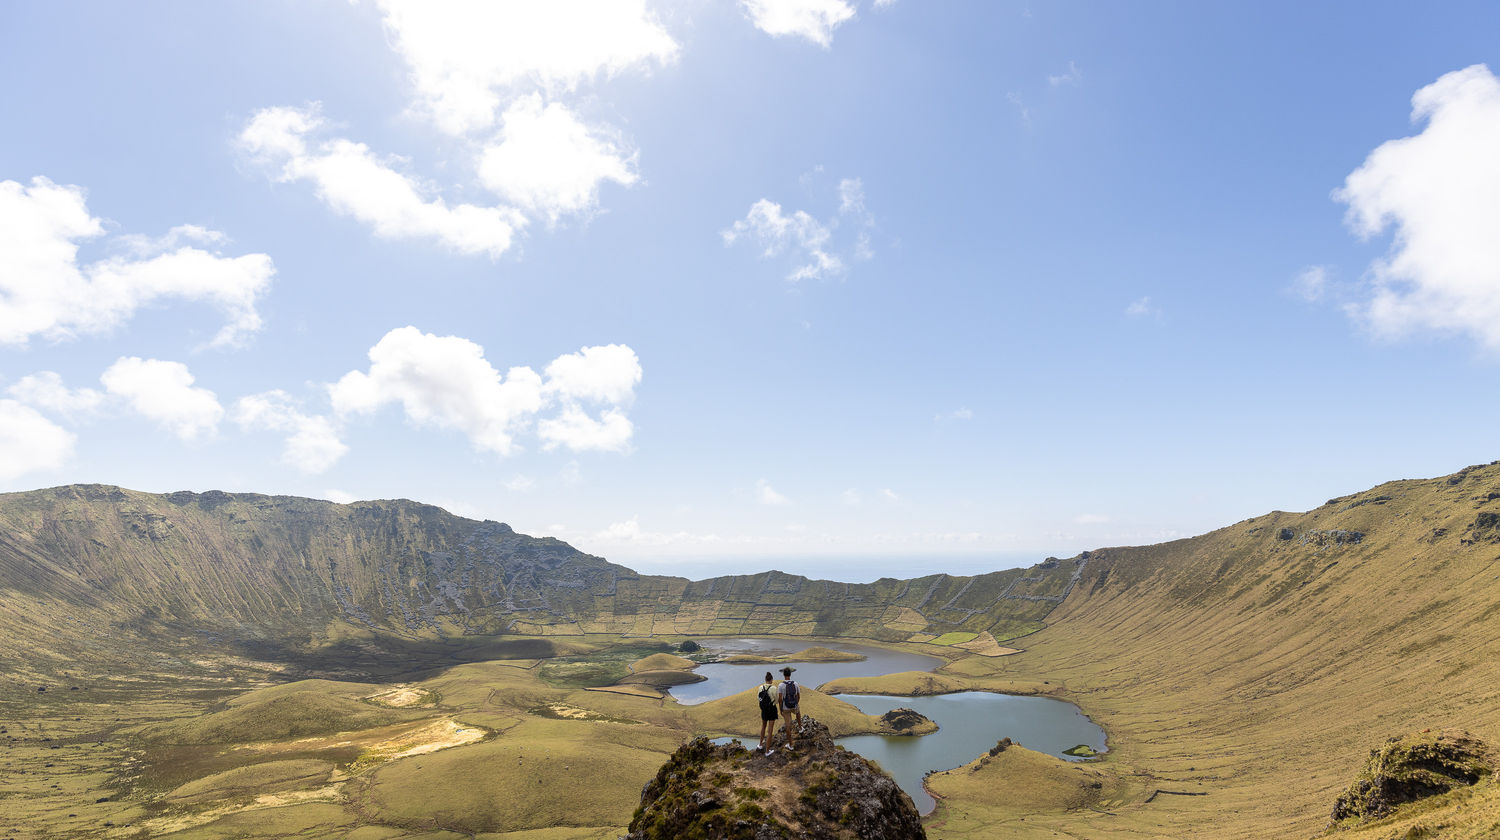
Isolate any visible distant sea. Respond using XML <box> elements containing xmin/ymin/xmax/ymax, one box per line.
<box><xmin>620</xmin><ymin>552</ymin><xmax>1053</xmax><ymax>583</ymax></box>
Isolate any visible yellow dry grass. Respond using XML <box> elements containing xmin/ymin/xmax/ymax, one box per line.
<box><xmin>925</xmin><ymin>744</ymin><xmax>1147</xmax><ymax>834</ymax></box>
<box><xmin>628</xmin><ymin>653</ymin><xmax>695</xmax><ymax>672</ymax></box>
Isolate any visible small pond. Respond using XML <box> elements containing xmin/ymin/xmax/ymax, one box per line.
<box><xmin>684</xmin><ymin>638</ymin><xmax>1107</xmax><ymax>815</ymax></box>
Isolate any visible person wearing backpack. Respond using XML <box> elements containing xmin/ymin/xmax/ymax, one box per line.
<box><xmin>756</xmin><ymin>672</ymin><xmax>780</xmax><ymax>753</ymax></box>
<box><xmin>778</xmin><ymin>666</ymin><xmax>803</xmax><ymax>750</ymax></box>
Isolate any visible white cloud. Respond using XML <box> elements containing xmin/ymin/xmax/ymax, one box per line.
<box><xmin>0</xmin><ymin>177</ymin><xmax>273</xmax><ymax>348</ymax></box>
<box><xmin>740</xmin><ymin>0</ymin><xmax>856</xmax><ymax>48</ymax></box>
<box><xmin>934</xmin><ymin>407</ymin><xmax>973</xmax><ymax>422</ymax></box>
<box><xmin>537</xmin><ymin>405</ymin><xmax>633</xmax><ymax>452</ymax></box>
<box><xmin>1335</xmin><ymin>64</ymin><xmax>1500</xmax><ymax>350</ymax></box>
<box><xmin>590</xmin><ymin>516</ymin><xmax>719</xmax><ymax>547</ymax></box>
<box><xmin>504</xmin><ymin>474</ymin><xmax>534</xmax><ymax>492</ymax></box>
<box><xmin>560</xmin><ymin>459</ymin><xmax>583</xmax><ymax>485</ymax></box>
<box><xmin>724</xmin><ymin>199</ymin><xmax>841</xmax><ymax>281</ymax></box>
<box><xmin>544</xmin><ymin>343</ymin><xmax>642</xmax><ymax>404</ymax></box>
<box><xmin>838</xmin><ymin>177</ymin><xmax>866</xmax><ymax>218</ymax></box>
<box><xmin>233</xmin><ymin>390</ymin><xmax>348</xmax><ymax>474</ymax></box>
<box><xmin>880</xmin><ymin>487</ymin><xmax>900</xmax><ymax>502</ymax></box>
<box><xmin>756</xmin><ymin>478</ymin><xmax>789</xmax><ymax>505</ymax></box>
<box><xmin>1049</xmin><ymin>61</ymin><xmax>1082</xmax><ymax>87</ymax></box>
<box><xmin>375</xmin><ymin>0</ymin><xmax>678</xmax><ymax>136</ymax></box>
<box><xmin>840</xmin><ymin>488</ymin><xmax>861</xmax><ymax>506</ymax></box>
<box><xmin>1006</xmin><ymin>92</ymin><xmax>1032</xmax><ymax>127</ymax></box>
<box><xmin>101</xmin><ymin>357</ymin><xmax>223</xmax><ymax>442</ymax></box>
<box><xmin>239</xmin><ymin>106</ymin><xmax>524</xmax><ymax>257</ymax></box>
<box><xmin>323</xmin><ymin>489</ymin><xmax>359</xmax><ymax>504</ymax></box>
<box><xmin>1292</xmin><ymin>266</ymin><xmax>1330</xmax><ymax>302</ymax></box>
<box><xmin>477</xmin><ymin>95</ymin><xmax>638</xmax><ymax>223</ymax></box>
<box><xmin>330</xmin><ymin>326</ymin><xmax>544</xmax><ymax>455</ymax></box>
<box><xmin>6</xmin><ymin>372</ymin><xmax>104</xmax><ymax>419</ymax></box>
<box><xmin>329</xmin><ymin>327</ymin><xmax>641</xmax><ymax>456</ymax></box>
<box><xmin>1124</xmin><ymin>296</ymin><xmax>1159</xmax><ymax>318</ymax></box>
<box><xmin>0</xmin><ymin>400</ymin><xmax>75</xmax><ymax>481</ymax></box>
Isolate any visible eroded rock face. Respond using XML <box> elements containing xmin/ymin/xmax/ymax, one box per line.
<box><xmin>624</xmin><ymin>717</ymin><xmax>926</xmax><ymax>840</ymax></box>
<box><xmin>1329</xmin><ymin>730</ymin><xmax>1493</xmax><ymax>828</ymax></box>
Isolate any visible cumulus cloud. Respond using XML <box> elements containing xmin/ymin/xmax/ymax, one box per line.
<box><xmin>477</xmin><ymin>95</ymin><xmax>638</xmax><ymax>223</ymax></box>
<box><xmin>330</xmin><ymin>326</ymin><xmax>641</xmax><ymax>456</ymax></box>
<box><xmin>537</xmin><ymin>405</ymin><xmax>633</xmax><ymax>453</ymax></box>
<box><xmin>1125</xmin><ymin>296</ymin><xmax>1159</xmax><ymax>318</ymax></box>
<box><xmin>0</xmin><ymin>400</ymin><xmax>75</xmax><ymax>482</ymax></box>
<box><xmin>1335</xmin><ymin>64</ymin><xmax>1500</xmax><ymax>350</ymax></box>
<box><xmin>6</xmin><ymin>372</ymin><xmax>104</xmax><ymax>420</ymax></box>
<box><xmin>101</xmin><ymin>357</ymin><xmax>223</xmax><ymax>442</ymax></box>
<box><xmin>756</xmin><ymin>478</ymin><xmax>789</xmax><ymax>505</ymax></box>
<box><xmin>233</xmin><ymin>390</ymin><xmax>348</xmax><ymax>474</ymax></box>
<box><xmin>0</xmin><ymin>177</ymin><xmax>273</xmax><ymax>348</ymax></box>
<box><xmin>375</xmin><ymin>0</ymin><xmax>678</xmax><ymax>136</ymax></box>
<box><xmin>544</xmin><ymin>343</ymin><xmax>642</xmax><ymax>404</ymax></box>
<box><xmin>741</xmin><ymin>0</ymin><xmax>856</xmax><ymax>48</ymax></box>
<box><xmin>239</xmin><ymin>106</ymin><xmax>524</xmax><ymax>257</ymax></box>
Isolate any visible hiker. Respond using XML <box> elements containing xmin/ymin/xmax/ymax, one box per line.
<box><xmin>778</xmin><ymin>666</ymin><xmax>802</xmax><ymax>749</ymax></box>
<box><xmin>757</xmin><ymin>671</ymin><xmax>780</xmax><ymax>753</ymax></box>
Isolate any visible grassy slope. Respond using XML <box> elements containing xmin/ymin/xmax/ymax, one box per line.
<box><xmin>922</xmin><ymin>462</ymin><xmax>1500</xmax><ymax>838</ymax></box>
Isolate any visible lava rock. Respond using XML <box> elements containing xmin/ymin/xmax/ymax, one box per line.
<box><xmin>624</xmin><ymin>717</ymin><xmax>926</xmax><ymax>840</ymax></box>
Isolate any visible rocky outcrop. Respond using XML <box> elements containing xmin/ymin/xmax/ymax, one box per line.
<box><xmin>1329</xmin><ymin>730</ymin><xmax>1493</xmax><ymax>828</ymax></box>
<box><xmin>624</xmin><ymin>717</ymin><xmax>926</xmax><ymax>840</ymax></box>
<box><xmin>876</xmin><ymin>708</ymin><xmax>937</xmax><ymax>736</ymax></box>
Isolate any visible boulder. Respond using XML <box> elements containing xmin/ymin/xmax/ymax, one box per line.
<box><xmin>624</xmin><ymin>717</ymin><xmax>926</xmax><ymax>840</ymax></box>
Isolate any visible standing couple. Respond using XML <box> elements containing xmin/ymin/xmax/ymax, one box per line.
<box><xmin>756</xmin><ymin>666</ymin><xmax>803</xmax><ymax>754</ymax></box>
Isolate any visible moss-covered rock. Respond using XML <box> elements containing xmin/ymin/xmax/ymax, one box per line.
<box><xmin>1328</xmin><ymin>730</ymin><xmax>1492</xmax><ymax>828</ymax></box>
<box><xmin>624</xmin><ymin>717</ymin><xmax>926</xmax><ymax>840</ymax></box>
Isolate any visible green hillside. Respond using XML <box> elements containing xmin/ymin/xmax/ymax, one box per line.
<box><xmin>0</xmin><ymin>484</ymin><xmax>1079</xmax><ymax>682</ymax></box>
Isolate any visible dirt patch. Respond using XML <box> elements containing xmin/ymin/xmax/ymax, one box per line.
<box><xmin>529</xmin><ymin>703</ymin><xmax>642</xmax><ymax>724</ymax></box>
<box><xmin>952</xmin><ymin>632</ymin><xmax>1020</xmax><ymax>657</ymax></box>
<box><xmin>233</xmin><ymin>716</ymin><xmax>489</xmax><ymax>771</ymax></box>
<box><xmin>354</xmin><ymin>718</ymin><xmax>487</xmax><ymax>767</ymax></box>
<box><xmin>365</xmin><ymin>685</ymin><xmax>438</xmax><ymax>708</ymax></box>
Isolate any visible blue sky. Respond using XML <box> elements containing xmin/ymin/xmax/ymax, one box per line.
<box><xmin>2</xmin><ymin>1</ymin><xmax>1498</xmax><ymax>581</ymax></box>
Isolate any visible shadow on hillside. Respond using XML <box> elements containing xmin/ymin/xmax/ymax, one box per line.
<box><xmin>231</xmin><ymin>635</ymin><xmax>567</xmax><ymax>682</ymax></box>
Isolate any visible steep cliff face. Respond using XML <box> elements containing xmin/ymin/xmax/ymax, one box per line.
<box><xmin>624</xmin><ymin>717</ymin><xmax>926</xmax><ymax>840</ymax></box>
<box><xmin>0</xmin><ymin>485</ymin><xmax>1081</xmax><ymax>676</ymax></box>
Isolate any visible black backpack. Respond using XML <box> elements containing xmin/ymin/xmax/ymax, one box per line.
<box><xmin>758</xmin><ymin>685</ymin><xmax>777</xmax><ymax>716</ymax></box>
<box><xmin>781</xmin><ymin>679</ymin><xmax>799</xmax><ymax>708</ymax></box>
